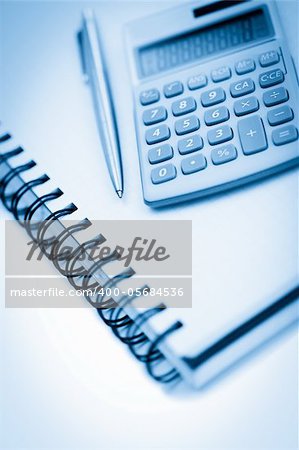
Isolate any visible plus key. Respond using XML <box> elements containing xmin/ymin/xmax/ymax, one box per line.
<box><xmin>238</xmin><ymin>115</ymin><xmax>268</xmax><ymax>155</ymax></box>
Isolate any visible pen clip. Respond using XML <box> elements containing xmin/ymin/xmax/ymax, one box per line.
<box><xmin>77</xmin><ymin>29</ymin><xmax>89</xmax><ymax>83</ymax></box>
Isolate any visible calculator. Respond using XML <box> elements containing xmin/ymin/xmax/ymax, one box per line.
<box><xmin>125</xmin><ymin>0</ymin><xmax>299</xmax><ymax>207</ymax></box>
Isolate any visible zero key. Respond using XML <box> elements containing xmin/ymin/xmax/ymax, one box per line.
<box><xmin>151</xmin><ymin>164</ymin><xmax>177</xmax><ymax>184</ymax></box>
<box><xmin>238</xmin><ymin>115</ymin><xmax>268</xmax><ymax>155</ymax></box>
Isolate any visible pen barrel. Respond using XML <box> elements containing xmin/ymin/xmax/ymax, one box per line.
<box><xmin>81</xmin><ymin>10</ymin><xmax>124</xmax><ymax>194</ymax></box>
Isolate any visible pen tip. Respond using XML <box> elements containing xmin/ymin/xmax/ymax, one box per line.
<box><xmin>116</xmin><ymin>190</ymin><xmax>123</xmax><ymax>198</ymax></box>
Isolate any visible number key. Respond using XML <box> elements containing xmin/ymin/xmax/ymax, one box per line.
<box><xmin>175</xmin><ymin>115</ymin><xmax>200</xmax><ymax>135</ymax></box>
<box><xmin>148</xmin><ymin>144</ymin><xmax>173</xmax><ymax>164</ymax></box>
<box><xmin>207</xmin><ymin>125</ymin><xmax>233</xmax><ymax>146</ymax></box>
<box><xmin>172</xmin><ymin>97</ymin><xmax>196</xmax><ymax>116</ymax></box>
<box><xmin>201</xmin><ymin>88</ymin><xmax>226</xmax><ymax>107</ymax></box>
<box><xmin>178</xmin><ymin>135</ymin><xmax>203</xmax><ymax>155</ymax></box>
<box><xmin>145</xmin><ymin>124</ymin><xmax>170</xmax><ymax>145</ymax></box>
<box><xmin>151</xmin><ymin>164</ymin><xmax>177</xmax><ymax>184</ymax></box>
<box><xmin>204</xmin><ymin>106</ymin><xmax>229</xmax><ymax>126</ymax></box>
<box><xmin>143</xmin><ymin>106</ymin><xmax>167</xmax><ymax>125</ymax></box>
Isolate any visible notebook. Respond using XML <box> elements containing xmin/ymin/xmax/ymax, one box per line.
<box><xmin>1</xmin><ymin>127</ymin><xmax>298</xmax><ymax>388</ymax></box>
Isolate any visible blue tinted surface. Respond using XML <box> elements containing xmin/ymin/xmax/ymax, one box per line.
<box><xmin>0</xmin><ymin>1</ymin><xmax>298</xmax><ymax>450</ymax></box>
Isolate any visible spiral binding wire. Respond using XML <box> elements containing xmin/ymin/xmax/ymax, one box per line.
<box><xmin>0</xmin><ymin>130</ymin><xmax>182</xmax><ymax>384</ymax></box>
<box><xmin>10</xmin><ymin>174</ymin><xmax>50</xmax><ymax>220</ymax></box>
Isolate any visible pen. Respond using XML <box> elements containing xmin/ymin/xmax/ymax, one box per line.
<box><xmin>78</xmin><ymin>9</ymin><xmax>124</xmax><ymax>198</ymax></box>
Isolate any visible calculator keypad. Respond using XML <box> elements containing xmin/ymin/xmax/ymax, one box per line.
<box><xmin>145</xmin><ymin>124</ymin><xmax>170</xmax><ymax>145</ymax></box>
<box><xmin>137</xmin><ymin>44</ymin><xmax>298</xmax><ymax>205</ymax></box>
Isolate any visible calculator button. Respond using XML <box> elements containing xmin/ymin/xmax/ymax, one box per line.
<box><xmin>181</xmin><ymin>154</ymin><xmax>207</xmax><ymax>175</ymax></box>
<box><xmin>272</xmin><ymin>125</ymin><xmax>298</xmax><ymax>146</ymax></box>
<box><xmin>211</xmin><ymin>144</ymin><xmax>237</xmax><ymax>165</ymax></box>
<box><xmin>259</xmin><ymin>50</ymin><xmax>280</xmax><ymax>68</ymax></box>
<box><xmin>201</xmin><ymin>88</ymin><xmax>226</xmax><ymax>107</ymax></box>
<box><xmin>151</xmin><ymin>164</ymin><xmax>177</xmax><ymax>184</ymax></box>
<box><xmin>204</xmin><ymin>106</ymin><xmax>229</xmax><ymax>126</ymax></box>
<box><xmin>175</xmin><ymin>115</ymin><xmax>200</xmax><ymax>135</ymax></box>
<box><xmin>234</xmin><ymin>96</ymin><xmax>259</xmax><ymax>117</ymax></box>
<box><xmin>267</xmin><ymin>105</ymin><xmax>294</xmax><ymax>126</ymax></box>
<box><xmin>263</xmin><ymin>87</ymin><xmax>289</xmax><ymax>107</ymax></box>
<box><xmin>163</xmin><ymin>81</ymin><xmax>184</xmax><ymax>98</ymax></box>
<box><xmin>172</xmin><ymin>97</ymin><xmax>196</xmax><ymax>116</ymax></box>
<box><xmin>188</xmin><ymin>74</ymin><xmax>207</xmax><ymax>90</ymax></box>
<box><xmin>238</xmin><ymin>115</ymin><xmax>267</xmax><ymax>155</ymax></box>
<box><xmin>235</xmin><ymin>59</ymin><xmax>256</xmax><ymax>75</ymax></box>
<box><xmin>145</xmin><ymin>124</ymin><xmax>170</xmax><ymax>145</ymax></box>
<box><xmin>178</xmin><ymin>135</ymin><xmax>203</xmax><ymax>155</ymax></box>
<box><xmin>207</xmin><ymin>126</ymin><xmax>233</xmax><ymax>146</ymax></box>
<box><xmin>259</xmin><ymin>69</ymin><xmax>284</xmax><ymax>88</ymax></box>
<box><xmin>230</xmin><ymin>78</ymin><xmax>255</xmax><ymax>98</ymax></box>
<box><xmin>143</xmin><ymin>106</ymin><xmax>167</xmax><ymax>126</ymax></box>
<box><xmin>211</xmin><ymin>66</ymin><xmax>231</xmax><ymax>82</ymax></box>
<box><xmin>148</xmin><ymin>144</ymin><xmax>173</xmax><ymax>164</ymax></box>
<box><xmin>140</xmin><ymin>89</ymin><xmax>160</xmax><ymax>106</ymax></box>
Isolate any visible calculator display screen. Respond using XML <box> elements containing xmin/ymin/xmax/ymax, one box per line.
<box><xmin>137</xmin><ymin>8</ymin><xmax>273</xmax><ymax>78</ymax></box>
